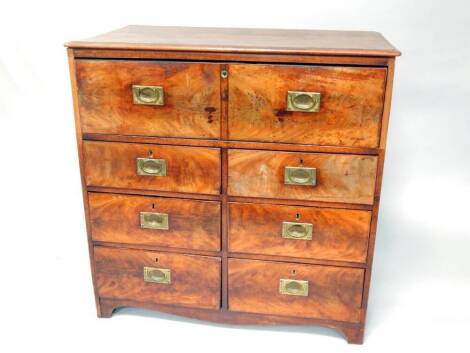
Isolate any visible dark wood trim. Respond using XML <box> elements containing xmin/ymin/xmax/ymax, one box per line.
<box><xmin>67</xmin><ymin>49</ymin><xmax>102</xmax><ymax>316</ymax></box>
<box><xmin>71</xmin><ymin>48</ymin><xmax>392</xmax><ymax>67</ymax></box>
<box><xmin>99</xmin><ymin>298</ymin><xmax>364</xmax><ymax>344</ymax></box>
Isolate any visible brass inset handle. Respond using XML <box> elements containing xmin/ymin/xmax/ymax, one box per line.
<box><xmin>282</xmin><ymin>221</ymin><xmax>313</xmax><ymax>240</ymax></box>
<box><xmin>279</xmin><ymin>279</ymin><xmax>309</xmax><ymax>296</ymax></box>
<box><xmin>286</xmin><ymin>91</ymin><xmax>320</xmax><ymax>112</ymax></box>
<box><xmin>143</xmin><ymin>267</ymin><xmax>171</xmax><ymax>284</ymax></box>
<box><xmin>284</xmin><ymin>166</ymin><xmax>316</xmax><ymax>186</ymax></box>
<box><xmin>140</xmin><ymin>212</ymin><xmax>169</xmax><ymax>230</ymax></box>
<box><xmin>136</xmin><ymin>157</ymin><xmax>167</xmax><ymax>176</ymax></box>
<box><xmin>132</xmin><ymin>85</ymin><xmax>164</xmax><ymax>105</ymax></box>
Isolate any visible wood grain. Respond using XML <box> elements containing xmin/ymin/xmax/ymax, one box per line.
<box><xmin>76</xmin><ymin>60</ymin><xmax>220</xmax><ymax>139</ymax></box>
<box><xmin>228</xmin><ymin>64</ymin><xmax>386</xmax><ymax>148</ymax></box>
<box><xmin>228</xmin><ymin>258</ymin><xmax>364</xmax><ymax>322</ymax></box>
<box><xmin>66</xmin><ymin>25</ymin><xmax>400</xmax><ymax>57</ymax></box>
<box><xmin>89</xmin><ymin>193</ymin><xmax>221</xmax><ymax>251</ymax></box>
<box><xmin>83</xmin><ymin>141</ymin><xmax>221</xmax><ymax>195</ymax></box>
<box><xmin>228</xmin><ymin>149</ymin><xmax>377</xmax><ymax>205</ymax></box>
<box><xmin>94</xmin><ymin>246</ymin><xmax>221</xmax><ymax>309</ymax></box>
<box><xmin>228</xmin><ymin>202</ymin><xmax>371</xmax><ymax>263</ymax></box>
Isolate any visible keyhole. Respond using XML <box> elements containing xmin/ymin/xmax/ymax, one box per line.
<box><xmin>295</xmin><ymin>213</ymin><xmax>301</xmax><ymax>221</ymax></box>
<box><xmin>299</xmin><ymin>159</ymin><xmax>304</xmax><ymax>166</ymax></box>
<box><xmin>155</xmin><ymin>257</ymin><xmax>159</xmax><ymax>263</ymax></box>
<box><xmin>292</xmin><ymin>269</ymin><xmax>296</xmax><ymax>275</ymax></box>
<box><xmin>151</xmin><ymin>203</ymin><xmax>155</xmax><ymax>209</ymax></box>
<box><xmin>148</xmin><ymin>150</ymin><xmax>153</xmax><ymax>158</ymax></box>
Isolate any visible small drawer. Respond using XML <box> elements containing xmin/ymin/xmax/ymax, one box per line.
<box><xmin>89</xmin><ymin>193</ymin><xmax>221</xmax><ymax>251</ymax></box>
<box><xmin>83</xmin><ymin>141</ymin><xmax>221</xmax><ymax>195</ymax></box>
<box><xmin>228</xmin><ymin>149</ymin><xmax>377</xmax><ymax>205</ymax></box>
<box><xmin>228</xmin><ymin>64</ymin><xmax>386</xmax><ymax>148</ymax></box>
<box><xmin>228</xmin><ymin>202</ymin><xmax>371</xmax><ymax>263</ymax></box>
<box><xmin>228</xmin><ymin>258</ymin><xmax>364</xmax><ymax>322</ymax></box>
<box><xmin>76</xmin><ymin>60</ymin><xmax>221</xmax><ymax>139</ymax></box>
<box><xmin>94</xmin><ymin>247</ymin><xmax>221</xmax><ymax>309</ymax></box>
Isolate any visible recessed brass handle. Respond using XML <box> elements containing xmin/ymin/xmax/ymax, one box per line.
<box><xmin>132</xmin><ymin>85</ymin><xmax>164</xmax><ymax>105</ymax></box>
<box><xmin>282</xmin><ymin>221</ymin><xmax>313</xmax><ymax>240</ymax></box>
<box><xmin>279</xmin><ymin>279</ymin><xmax>309</xmax><ymax>296</ymax></box>
<box><xmin>143</xmin><ymin>267</ymin><xmax>171</xmax><ymax>284</ymax></box>
<box><xmin>284</xmin><ymin>166</ymin><xmax>316</xmax><ymax>186</ymax></box>
<box><xmin>287</xmin><ymin>91</ymin><xmax>320</xmax><ymax>112</ymax></box>
<box><xmin>140</xmin><ymin>212</ymin><xmax>169</xmax><ymax>230</ymax></box>
<box><xmin>136</xmin><ymin>157</ymin><xmax>167</xmax><ymax>177</ymax></box>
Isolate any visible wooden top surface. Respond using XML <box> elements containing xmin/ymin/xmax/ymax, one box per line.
<box><xmin>66</xmin><ymin>25</ymin><xmax>400</xmax><ymax>57</ymax></box>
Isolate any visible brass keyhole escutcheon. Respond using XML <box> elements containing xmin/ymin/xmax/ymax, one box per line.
<box><xmin>221</xmin><ymin>69</ymin><xmax>228</xmax><ymax>78</ymax></box>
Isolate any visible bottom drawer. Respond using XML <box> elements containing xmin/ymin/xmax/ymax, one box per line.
<box><xmin>94</xmin><ymin>247</ymin><xmax>221</xmax><ymax>309</ymax></box>
<box><xmin>228</xmin><ymin>258</ymin><xmax>364</xmax><ymax>322</ymax></box>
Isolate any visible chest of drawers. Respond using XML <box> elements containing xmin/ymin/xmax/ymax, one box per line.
<box><xmin>66</xmin><ymin>26</ymin><xmax>399</xmax><ymax>344</ymax></box>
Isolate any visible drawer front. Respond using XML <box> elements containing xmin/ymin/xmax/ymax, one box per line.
<box><xmin>89</xmin><ymin>193</ymin><xmax>221</xmax><ymax>251</ymax></box>
<box><xmin>83</xmin><ymin>141</ymin><xmax>221</xmax><ymax>195</ymax></box>
<box><xmin>228</xmin><ymin>258</ymin><xmax>364</xmax><ymax>322</ymax></box>
<box><xmin>76</xmin><ymin>60</ymin><xmax>221</xmax><ymax>139</ymax></box>
<box><xmin>94</xmin><ymin>247</ymin><xmax>221</xmax><ymax>309</ymax></box>
<box><xmin>228</xmin><ymin>202</ymin><xmax>371</xmax><ymax>263</ymax></box>
<box><xmin>228</xmin><ymin>64</ymin><xmax>386</xmax><ymax>148</ymax></box>
<box><xmin>228</xmin><ymin>149</ymin><xmax>377</xmax><ymax>205</ymax></box>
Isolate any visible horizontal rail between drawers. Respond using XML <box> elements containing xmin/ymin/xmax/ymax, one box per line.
<box><xmin>82</xmin><ymin>133</ymin><xmax>380</xmax><ymax>156</ymax></box>
<box><xmin>93</xmin><ymin>242</ymin><xmax>367</xmax><ymax>269</ymax></box>
<box><xmin>86</xmin><ymin>187</ymin><xmax>374</xmax><ymax>211</ymax></box>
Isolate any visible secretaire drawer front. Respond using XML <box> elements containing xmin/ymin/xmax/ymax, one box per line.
<box><xmin>228</xmin><ymin>202</ymin><xmax>371</xmax><ymax>263</ymax></box>
<box><xmin>89</xmin><ymin>193</ymin><xmax>221</xmax><ymax>251</ymax></box>
<box><xmin>228</xmin><ymin>258</ymin><xmax>364</xmax><ymax>322</ymax></box>
<box><xmin>94</xmin><ymin>247</ymin><xmax>221</xmax><ymax>309</ymax></box>
<box><xmin>76</xmin><ymin>60</ymin><xmax>221</xmax><ymax>139</ymax></box>
<box><xmin>83</xmin><ymin>141</ymin><xmax>221</xmax><ymax>195</ymax></box>
<box><xmin>228</xmin><ymin>64</ymin><xmax>386</xmax><ymax>148</ymax></box>
<box><xmin>228</xmin><ymin>149</ymin><xmax>377</xmax><ymax>205</ymax></box>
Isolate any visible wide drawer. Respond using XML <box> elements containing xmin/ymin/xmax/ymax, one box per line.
<box><xmin>228</xmin><ymin>202</ymin><xmax>371</xmax><ymax>263</ymax></box>
<box><xmin>228</xmin><ymin>258</ymin><xmax>364</xmax><ymax>322</ymax></box>
<box><xmin>228</xmin><ymin>64</ymin><xmax>386</xmax><ymax>148</ymax></box>
<box><xmin>89</xmin><ymin>193</ymin><xmax>221</xmax><ymax>251</ymax></box>
<box><xmin>228</xmin><ymin>149</ymin><xmax>377</xmax><ymax>205</ymax></box>
<box><xmin>94</xmin><ymin>247</ymin><xmax>221</xmax><ymax>309</ymax></box>
<box><xmin>83</xmin><ymin>141</ymin><xmax>221</xmax><ymax>195</ymax></box>
<box><xmin>76</xmin><ymin>60</ymin><xmax>221</xmax><ymax>139</ymax></box>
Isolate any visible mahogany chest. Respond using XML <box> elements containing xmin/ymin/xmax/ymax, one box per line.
<box><xmin>66</xmin><ymin>26</ymin><xmax>399</xmax><ymax>344</ymax></box>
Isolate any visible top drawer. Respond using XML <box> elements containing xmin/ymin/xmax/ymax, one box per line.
<box><xmin>75</xmin><ymin>60</ymin><xmax>221</xmax><ymax>139</ymax></box>
<box><xmin>228</xmin><ymin>64</ymin><xmax>386</xmax><ymax>148</ymax></box>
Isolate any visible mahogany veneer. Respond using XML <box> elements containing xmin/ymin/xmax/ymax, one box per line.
<box><xmin>66</xmin><ymin>25</ymin><xmax>399</xmax><ymax>344</ymax></box>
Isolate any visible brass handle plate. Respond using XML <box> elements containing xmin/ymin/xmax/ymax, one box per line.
<box><xmin>143</xmin><ymin>267</ymin><xmax>171</xmax><ymax>284</ymax></box>
<box><xmin>136</xmin><ymin>158</ymin><xmax>167</xmax><ymax>176</ymax></box>
<box><xmin>282</xmin><ymin>221</ymin><xmax>313</xmax><ymax>240</ymax></box>
<box><xmin>284</xmin><ymin>166</ymin><xmax>316</xmax><ymax>186</ymax></box>
<box><xmin>132</xmin><ymin>85</ymin><xmax>164</xmax><ymax>105</ymax></box>
<box><xmin>279</xmin><ymin>279</ymin><xmax>309</xmax><ymax>296</ymax></box>
<box><xmin>140</xmin><ymin>212</ymin><xmax>169</xmax><ymax>230</ymax></box>
<box><xmin>287</xmin><ymin>91</ymin><xmax>320</xmax><ymax>112</ymax></box>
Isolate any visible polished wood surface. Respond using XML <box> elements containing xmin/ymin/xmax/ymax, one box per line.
<box><xmin>228</xmin><ymin>258</ymin><xmax>364</xmax><ymax>322</ymax></box>
<box><xmin>228</xmin><ymin>202</ymin><xmax>370</xmax><ymax>262</ymax></box>
<box><xmin>76</xmin><ymin>60</ymin><xmax>220</xmax><ymax>139</ymax></box>
<box><xmin>94</xmin><ymin>246</ymin><xmax>221</xmax><ymax>309</ymax></box>
<box><xmin>228</xmin><ymin>64</ymin><xmax>386</xmax><ymax>148</ymax></box>
<box><xmin>68</xmin><ymin>25</ymin><xmax>399</xmax><ymax>344</ymax></box>
<box><xmin>66</xmin><ymin>25</ymin><xmax>400</xmax><ymax>57</ymax></box>
<box><xmin>89</xmin><ymin>193</ymin><xmax>221</xmax><ymax>251</ymax></box>
<box><xmin>83</xmin><ymin>141</ymin><xmax>221</xmax><ymax>195</ymax></box>
<box><xmin>228</xmin><ymin>149</ymin><xmax>377</xmax><ymax>204</ymax></box>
